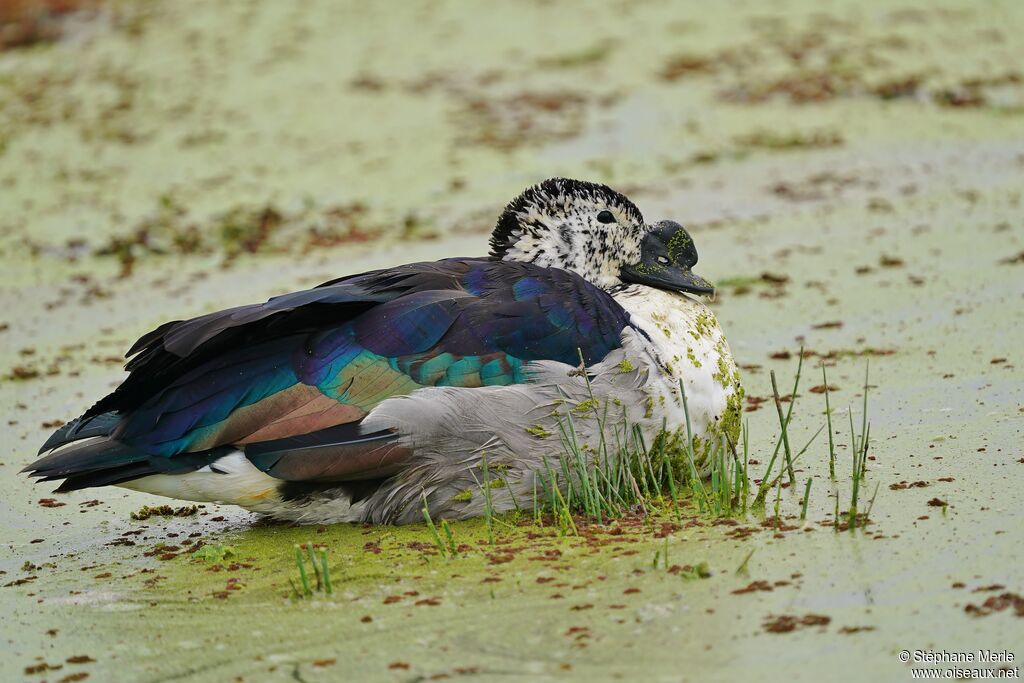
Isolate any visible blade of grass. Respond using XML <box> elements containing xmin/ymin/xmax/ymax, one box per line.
<box><xmin>480</xmin><ymin>453</ymin><xmax>495</xmax><ymax>546</ymax></box>
<box><xmin>800</xmin><ymin>477</ymin><xmax>812</xmax><ymax>521</ymax></box>
<box><xmin>294</xmin><ymin>544</ymin><xmax>310</xmax><ymax>596</ymax></box>
<box><xmin>755</xmin><ymin>423</ymin><xmax>824</xmax><ymax>505</ymax></box>
<box><xmin>849</xmin><ymin>408</ymin><xmax>863</xmax><ymax>532</ymax></box>
<box><xmin>864</xmin><ymin>481</ymin><xmax>880</xmax><ymax>522</ymax></box>
<box><xmin>770</xmin><ymin>369</ymin><xmax>796</xmax><ymax>485</ymax></box>
<box><xmin>773</xmin><ymin>472</ymin><xmax>783</xmax><ymax>529</ymax></box>
<box><xmin>305</xmin><ymin>541</ymin><xmax>322</xmax><ymax>591</ymax></box>
<box><xmin>422</xmin><ymin>493</ymin><xmax>447</xmax><ymax>559</ymax></box>
<box><xmin>822</xmin><ymin>363</ymin><xmax>836</xmax><ymax>480</ymax></box>
<box><xmin>754</xmin><ymin>354</ymin><xmax>809</xmax><ymax>506</ymax></box>
<box><xmin>319</xmin><ymin>547</ymin><xmax>332</xmax><ymax>595</ymax></box>
<box><xmin>741</xmin><ymin>419</ymin><xmax>750</xmax><ymax>514</ymax></box>
<box><xmin>860</xmin><ymin>360</ymin><xmax>870</xmax><ymax>468</ymax></box>
<box><xmin>678</xmin><ymin>380</ymin><xmax>709</xmax><ymax>510</ymax></box>
<box><xmin>736</xmin><ymin>548</ymin><xmax>755</xmax><ymax>577</ymax></box>
<box><xmin>441</xmin><ymin>520</ymin><xmax>457</xmax><ymax>556</ymax></box>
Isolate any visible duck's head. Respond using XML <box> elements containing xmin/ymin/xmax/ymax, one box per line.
<box><xmin>490</xmin><ymin>177</ymin><xmax>713</xmax><ymax>295</ymax></box>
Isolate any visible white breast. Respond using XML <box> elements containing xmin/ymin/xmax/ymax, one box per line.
<box><xmin>613</xmin><ymin>285</ymin><xmax>743</xmax><ymax>464</ymax></box>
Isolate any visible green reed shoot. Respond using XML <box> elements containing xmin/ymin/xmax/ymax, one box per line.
<box><xmin>479</xmin><ymin>453</ymin><xmax>496</xmax><ymax>546</ymax></box>
<box><xmin>293</xmin><ymin>544</ymin><xmax>310</xmax><ymax>596</ymax></box>
<box><xmin>291</xmin><ymin>543</ymin><xmax>332</xmax><ymax>598</ymax></box>
<box><xmin>754</xmin><ymin>424</ymin><xmax>824</xmax><ymax>507</ymax></box>
<box><xmin>773</xmin><ymin>472</ymin><xmax>783</xmax><ymax>529</ymax></box>
<box><xmin>741</xmin><ymin>420</ymin><xmax>750</xmax><ymax>514</ymax></box>
<box><xmin>736</xmin><ymin>548</ymin><xmax>755</xmax><ymax>576</ymax></box>
<box><xmin>822</xmin><ymin>363</ymin><xmax>836</xmax><ymax>480</ymax></box>
<box><xmin>305</xmin><ymin>540</ymin><xmax>322</xmax><ymax>591</ymax></box>
<box><xmin>860</xmin><ymin>361</ymin><xmax>870</xmax><ymax>473</ymax></box>
<box><xmin>864</xmin><ymin>482</ymin><xmax>880</xmax><ymax>522</ymax></box>
<box><xmin>848</xmin><ymin>405</ymin><xmax>872</xmax><ymax>530</ymax></box>
<box><xmin>422</xmin><ymin>493</ymin><xmax>448</xmax><ymax>558</ymax></box>
<box><xmin>678</xmin><ymin>380</ymin><xmax>710</xmax><ymax>512</ymax></box>
<box><xmin>319</xmin><ymin>546</ymin><xmax>332</xmax><ymax>594</ymax></box>
<box><xmin>754</xmin><ymin>351</ymin><xmax>808</xmax><ymax>506</ymax></box>
<box><xmin>441</xmin><ymin>520</ymin><xmax>457</xmax><ymax>556</ymax></box>
<box><xmin>770</xmin><ymin>370</ymin><xmax>796</xmax><ymax>485</ymax></box>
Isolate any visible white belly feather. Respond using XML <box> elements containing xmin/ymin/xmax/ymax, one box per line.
<box><xmin>614</xmin><ymin>285</ymin><xmax>743</xmax><ymax>464</ymax></box>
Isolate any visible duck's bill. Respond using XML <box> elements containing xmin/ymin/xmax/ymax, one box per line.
<box><xmin>620</xmin><ymin>264</ymin><xmax>715</xmax><ymax>296</ymax></box>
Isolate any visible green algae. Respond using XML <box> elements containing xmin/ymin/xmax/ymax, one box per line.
<box><xmin>191</xmin><ymin>543</ymin><xmax>236</xmax><ymax>564</ymax></box>
<box><xmin>571</xmin><ymin>398</ymin><xmax>598</xmax><ymax>415</ymax></box>
<box><xmin>665</xmin><ymin>226</ymin><xmax>693</xmax><ymax>264</ymax></box>
<box><xmin>525</xmin><ymin>424</ymin><xmax>553</xmax><ymax>439</ymax></box>
<box><xmin>694</xmin><ymin>310</ymin><xmax>715</xmax><ymax>338</ymax></box>
<box><xmin>451</xmin><ymin>489</ymin><xmax>473</xmax><ymax>503</ymax></box>
<box><xmin>720</xmin><ymin>386</ymin><xmax>745</xmax><ymax>450</ymax></box>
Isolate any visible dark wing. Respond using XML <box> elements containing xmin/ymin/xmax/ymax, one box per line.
<box><xmin>27</xmin><ymin>258</ymin><xmax>631</xmax><ymax>490</ymax></box>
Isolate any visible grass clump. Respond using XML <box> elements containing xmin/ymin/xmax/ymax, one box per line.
<box><xmin>429</xmin><ymin>352</ymin><xmax>879</xmax><ymax>547</ymax></box>
<box><xmin>536</xmin><ymin>349</ymin><xmax>827</xmax><ymax>529</ymax></box>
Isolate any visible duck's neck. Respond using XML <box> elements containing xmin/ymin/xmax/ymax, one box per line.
<box><xmin>499</xmin><ymin>230</ymin><xmax>637</xmax><ymax>290</ymax></box>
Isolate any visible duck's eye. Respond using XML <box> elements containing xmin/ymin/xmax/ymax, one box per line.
<box><xmin>596</xmin><ymin>210</ymin><xmax>616</xmax><ymax>224</ymax></box>
<box><xmin>656</xmin><ymin>255</ymin><xmax>670</xmax><ymax>266</ymax></box>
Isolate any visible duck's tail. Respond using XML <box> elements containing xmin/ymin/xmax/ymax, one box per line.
<box><xmin>25</xmin><ymin>412</ymin><xmax>223</xmax><ymax>492</ymax></box>
<box><xmin>38</xmin><ymin>411</ymin><xmax>121</xmax><ymax>453</ymax></box>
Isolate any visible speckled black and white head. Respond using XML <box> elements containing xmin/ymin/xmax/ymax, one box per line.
<box><xmin>491</xmin><ymin>177</ymin><xmax>713</xmax><ymax>295</ymax></box>
<box><xmin>490</xmin><ymin>178</ymin><xmax>647</xmax><ymax>289</ymax></box>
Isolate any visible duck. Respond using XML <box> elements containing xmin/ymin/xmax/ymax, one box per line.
<box><xmin>25</xmin><ymin>178</ymin><xmax>742</xmax><ymax>524</ymax></box>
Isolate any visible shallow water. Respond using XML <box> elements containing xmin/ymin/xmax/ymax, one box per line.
<box><xmin>2</xmin><ymin>1</ymin><xmax>1023</xmax><ymax>681</ymax></box>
